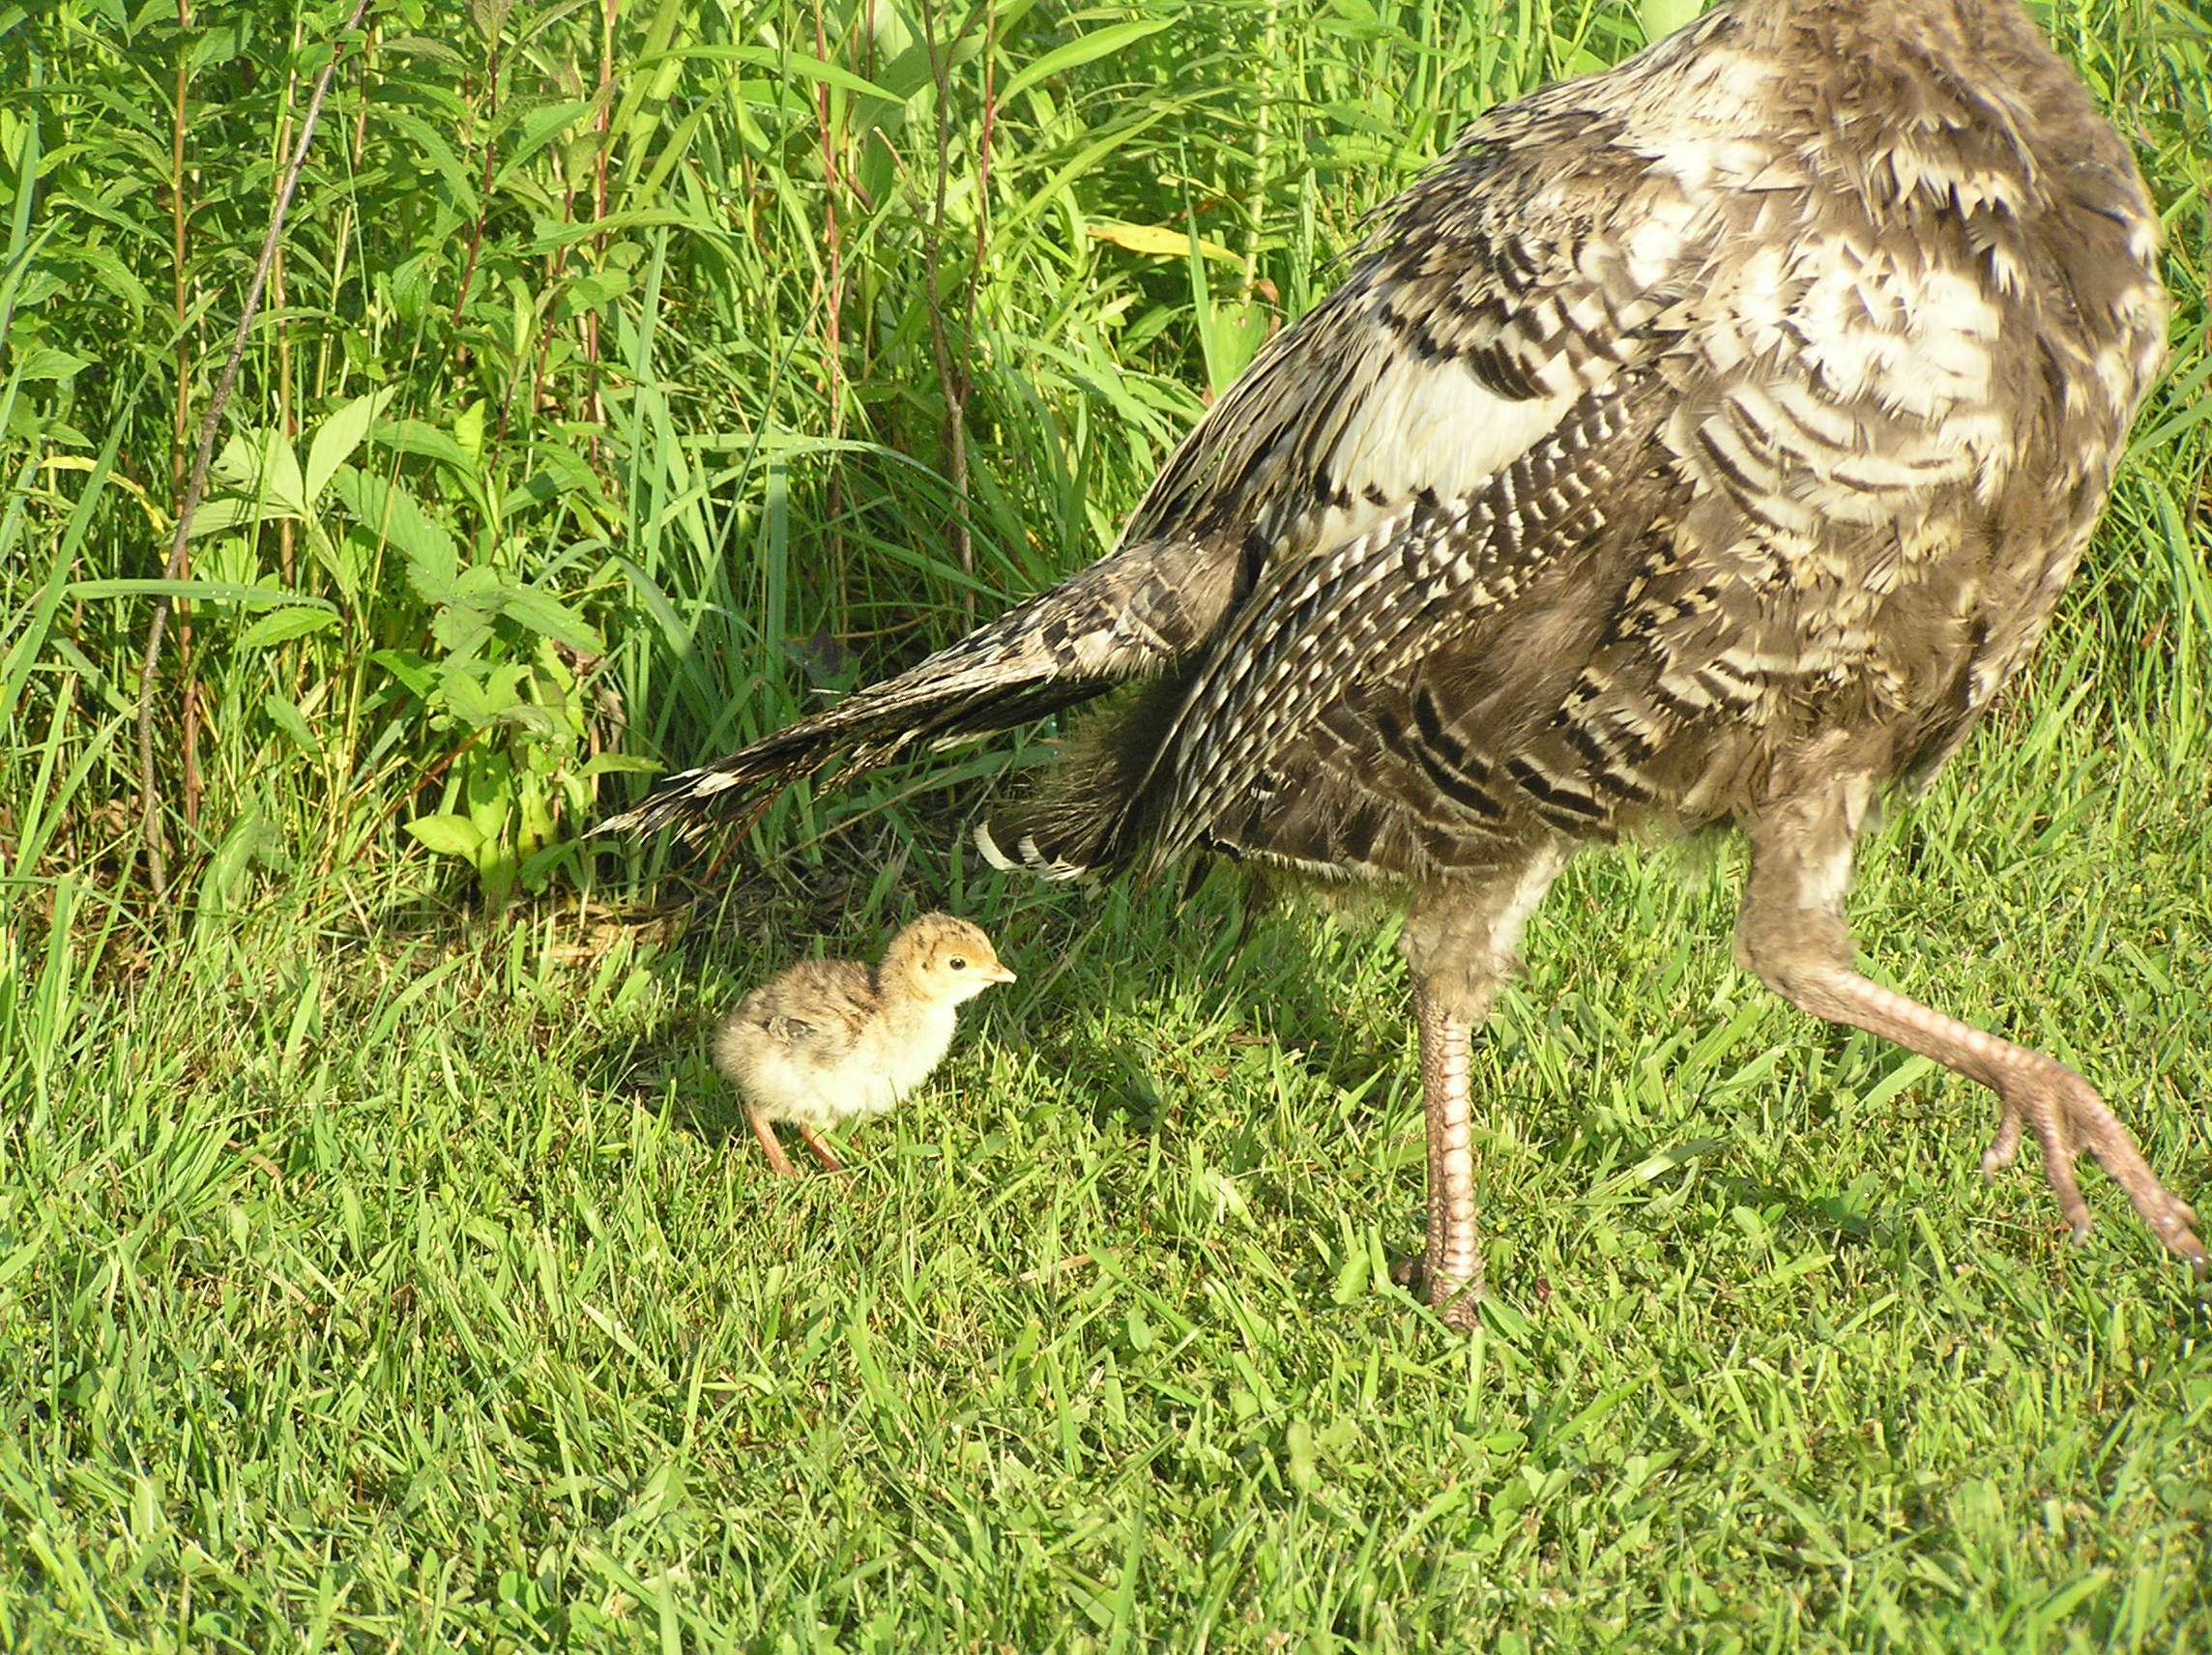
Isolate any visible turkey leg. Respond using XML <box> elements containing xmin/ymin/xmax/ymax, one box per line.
<box><xmin>1737</xmin><ymin>777</ymin><xmax>2203</xmax><ymax>1271</ymax></box>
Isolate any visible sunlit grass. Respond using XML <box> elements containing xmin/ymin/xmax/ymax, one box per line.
<box><xmin>3</xmin><ymin>654</ymin><xmax>2207</xmax><ymax>1646</ymax></box>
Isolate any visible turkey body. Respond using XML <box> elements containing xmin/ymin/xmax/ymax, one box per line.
<box><xmin>611</xmin><ymin>0</ymin><xmax>2202</xmax><ymax>1315</ymax></box>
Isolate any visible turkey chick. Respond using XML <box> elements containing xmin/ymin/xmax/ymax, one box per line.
<box><xmin>715</xmin><ymin>914</ymin><xmax>1014</xmax><ymax>1176</ymax></box>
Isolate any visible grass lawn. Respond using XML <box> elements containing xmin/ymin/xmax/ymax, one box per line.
<box><xmin>5</xmin><ymin>653</ymin><xmax>2208</xmax><ymax>1649</ymax></box>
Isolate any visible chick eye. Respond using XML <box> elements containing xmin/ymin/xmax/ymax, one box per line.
<box><xmin>947</xmin><ymin>956</ymin><xmax>969</xmax><ymax>971</ymax></box>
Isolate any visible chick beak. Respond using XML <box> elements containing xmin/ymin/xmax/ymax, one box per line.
<box><xmin>982</xmin><ymin>962</ymin><xmax>1018</xmax><ymax>984</ymax></box>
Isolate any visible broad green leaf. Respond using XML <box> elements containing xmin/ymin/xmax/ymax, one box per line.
<box><xmin>439</xmin><ymin>658</ymin><xmax>509</xmax><ymax>726</ymax></box>
<box><xmin>304</xmin><ymin>388</ymin><xmax>398</xmax><ymax>506</ymax></box>
<box><xmin>559</xmin><ymin>269</ymin><xmax>634</xmax><ymax>315</ymax></box>
<box><xmin>426</xmin><ymin>562</ymin><xmax>506</xmax><ymax>654</ymax></box>
<box><xmin>431</xmin><ymin>603</ymin><xmax>499</xmax><ymax>660</ymax></box>
<box><xmin>376</xmin><ymin>106</ymin><xmax>476</xmax><ymax>198</ymax></box>
<box><xmin>496</xmin><ymin>704</ymin><xmax>567</xmax><ymax>740</ymax></box>
<box><xmin>369</xmin><ymin>649</ymin><xmax>436</xmax><ymax>698</ymax></box>
<box><xmin>262</xmin><ymin>691</ymin><xmax>322</xmax><ymax>758</ymax></box>
<box><xmin>454</xmin><ymin>401</ymin><xmax>487</xmax><ymax>470</ymax></box>
<box><xmin>1639</xmin><ymin>0</ymin><xmax>1705</xmax><ymax>42</ymax></box>
<box><xmin>209</xmin><ymin>428</ymin><xmax>308</xmax><ymax>520</ymax></box>
<box><xmin>67</xmin><ymin>245</ymin><xmax>154</xmax><ymax>312</ymax></box>
<box><xmin>491</xmin><ymin>100</ymin><xmax>597</xmax><ymax>191</ymax></box>
<box><xmin>11</xmin><ymin>346</ymin><xmax>92</xmax><ymax>381</ymax></box>
<box><xmin>373</xmin><ymin>418</ymin><xmax>476</xmax><ymax>474</ymax></box>
<box><xmin>333</xmin><ymin>469</ymin><xmax>460</xmax><ymax>603</ymax></box>
<box><xmin>495</xmin><ymin>585</ymin><xmax>603</xmax><ymax>654</ymax></box>
<box><xmin>403</xmin><ymin>813</ymin><xmax>485</xmax><ymax>857</ymax></box>
<box><xmin>188</xmin><ymin>496</ymin><xmax>290</xmax><ymax>538</ymax></box>
<box><xmin>501</xmin><ymin>444</ymin><xmax>605</xmax><ymax>515</ymax></box>
<box><xmin>388</xmin><ymin>250</ymin><xmax>440</xmax><ymax>326</ymax></box>
<box><xmin>236</xmin><ymin>606</ymin><xmax>341</xmax><ymax>649</ymax></box>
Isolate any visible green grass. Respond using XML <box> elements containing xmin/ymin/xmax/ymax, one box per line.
<box><xmin>5</xmin><ymin>0</ymin><xmax>2212</xmax><ymax>1645</ymax></box>
<box><xmin>3</xmin><ymin>673</ymin><xmax>2209</xmax><ymax>1649</ymax></box>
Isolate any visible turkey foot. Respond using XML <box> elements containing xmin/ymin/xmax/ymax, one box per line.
<box><xmin>1976</xmin><ymin>1046</ymin><xmax>2203</xmax><ymax>1273</ymax></box>
<box><xmin>1761</xmin><ymin>957</ymin><xmax>2204</xmax><ymax>1274</ymax></box>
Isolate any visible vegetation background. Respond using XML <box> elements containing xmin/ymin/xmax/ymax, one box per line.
<box><xmin>2</xmin><ymin>0</ymin><xmax>2208</xmax><ymax>1646</ymax></box>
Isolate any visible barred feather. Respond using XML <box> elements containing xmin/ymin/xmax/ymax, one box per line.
<box><xmin>609</xmin><ymin>0</ymin><xmax>2162</xmax><ymax>874</ymax></box>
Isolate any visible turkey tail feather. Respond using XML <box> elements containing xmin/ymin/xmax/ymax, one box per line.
<box><xmin>597</xmin><ymin>536</ymin><xmax>1231</xmax><ymax>836</ymax></box>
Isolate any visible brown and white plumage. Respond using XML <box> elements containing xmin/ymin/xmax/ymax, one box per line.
<box><xmin>614</xmin><ymin>0</ymin><xmax>2202</xmax><ymax>1310</ymax></box>
<box><xmin>716</xmin><ymin>915</ymin><xmax>1015</xmax><ymax>1177</ymax></box>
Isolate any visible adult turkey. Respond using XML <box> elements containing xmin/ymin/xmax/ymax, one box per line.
<box><xmin>607</xmin><ymin>0</ymin><xmax>2203</xmax><ymax>1321</ymax></box>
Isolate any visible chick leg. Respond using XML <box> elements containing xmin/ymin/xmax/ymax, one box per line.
<box><xmin>747</xmin><ymin>1111</ymin><xmax>800</xmax><ymax>1177</ymax></box>
<box><xmin>798</xmin><ymin>1127</ymin><xmax>846</xmax><ymax>1173</ymax></box>
<box><xmin>1738</xmin><ymin>777</ymin><xmax>2204</xmax><ymax>1271</ymax></box>
<box><xmin>1403</xmin><ymin>840</ymin><xmax>1571</xmax><ymax>1327</ymax></box>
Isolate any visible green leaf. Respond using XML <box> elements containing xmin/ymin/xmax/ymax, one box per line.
<box><xmin>305</xmin><ymin>388</ymin><xmax>399</xmax><ymax>506</ymax></box>
<box><xmin>1091</xmin><ymin>222</ymin><xmax>1238</xmax><ymax>262</ymax></box>
<box><xmin>333</xmin><ymin>469</ymin><xmax>460</xmax><ymax>603</ymax></box>
<box><xmin>187</xmin><ymin>497</ymin><xmax>278</xmax><ymax>539</ymax></box>
<box><xmin>499</xmin><ymin>704</ymin><xmax>567</xmax><ymax>740</ymax></box>
<box><xmin>495</xmin><ymin>585</ymin><xmax>603</xmax><ymax>653</ymax></box>
<box><xmin>997</xmin><ymin>19</ymin><xmax>1175</xmax><ymax>105</ymax></box>
<box><xmin>64</xmin><ymin>578</ymin><xmax>334</xmax><ymax>609</ymax></box>
<box><xmin>10</xmin><ymin>346</ymin><xmax>92</xmax><ymax>381</ymax></box>
<box><xmin>556</xmin><ymin>269</ymin><xmax>634</xmax><ymax>319</ymax></box>
<box><xmin>430</xmin><ymin>566</ymin><xmax>507</xmax><ymax>659</ymax></box>
<box><xmin>236</xmin><ymin>606</ymin><xmax>341</xmax><ymax>649</ymax></box>
<box><xmin>374</xmin><ymin>418</ymin><xmax>477</xmax><ymax>475</ymax></box>
<box><xmin>454</xmin><ymin>401</ymin><xmax>487</xmax><ymax>469</ymax></box>
<box><xmin>682</xmin><ymin>44</ymin><xmax>897</xmax><ymax>102</ymax></box>
<box><xmin>388</xmin><ymin>250</ymin><xmax>440</xmax><ymax>326</ymax></box>
<box><xmin>262</xmin><ymin>691</ymin><xmax>322</xmax><ymax>758</ymax></box>
<box><xmin>491</xmin><ymin>100</ymin><xmax>597</xmax><ymax>190</ymax></box>
<box><xmin>500</xmin><ymin>443</ymin><xmax>605</xmax><ymax>515</ymax></box>
<box><xmin>190</xmin><ymin>800</ymin><xmax>284</xmax><ymax>932</ymax></box>
<box><xmin>1638</xmin><ymin>0</ymin><xmax>1705</xmax><ymax>43</ymax></box>
<box><xmin>579</xmin><ymin>753</ymin><xmax>662</xmax><ymax>777</ymax></box>
<box><xmin>369</xmin><ymin>649</ymin><xmax>436</xmax><ymax>698</ymax></box>
<box><xmin>431</xmin><ymin>607</ymin><xmax>499</xmax><ymax>661</ymax></box>
<box><xmin>377</xmin><ymin>106</ymin><xmax>475</xmax><ymax>198</ymax></box>
<box><xmin>439</xmin><ymin>657</ymin><xmax>509</xmax><ymax>726</ymax></box>
<box><xmin>209</xmin><ymin>428</ymin><xmax>308</xmax><ymax>520</ymax></box>
<box><xmin>1284</xmin><ymin>1418</ymin><xmax>1319</xmax><ymax>1494</ymax></box>
<box><xmin>66</xmin><ymin>246</ymin><xmax>154</xmax><ymax>312</ymax></box>
<box><xmin>403</xmin><ymin>814</ymin><xmax>485</xmax><ymax>857</ymax></box>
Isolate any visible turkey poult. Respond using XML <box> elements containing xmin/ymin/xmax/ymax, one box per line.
<box><xmin>716</xmin><ymin>915</ymin><xmax>1016</xmax><ymax>1178</ymax></box>
<box><xmin>611</xmin><ymin>0</ymin><xmax>2204</xmax><ymax>1319</ymax></box>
